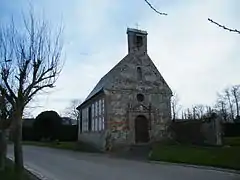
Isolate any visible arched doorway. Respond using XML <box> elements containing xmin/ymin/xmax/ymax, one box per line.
<box><xmin>135</xmin><ymin>115</ymin><xmax>149</xmax><ymax>143</ymax></box>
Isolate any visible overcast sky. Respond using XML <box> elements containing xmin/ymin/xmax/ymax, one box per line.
<box><xmin>1</xmin><ymin>0</ymin><xmax>240</xmax><ymax>117</ymax></box>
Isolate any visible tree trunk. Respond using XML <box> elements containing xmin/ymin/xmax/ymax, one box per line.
<box><xmin>226</xmin><ymin>94</ymin><xmax>234</xmax><ymax>120</ymax></box>
<box><xmin>12</xmin><ymin>110</ymin><xmax>24</xmax><ymax>175</ymax></box>
<box><xmin>172</xmin><ymin>103</ymin><xmax>176</xmax><ymax>120</ymax></box>
<box><xmin>234</xmin><ymin>96</ymin><xmax>239</xmax><ymax>117</ymax></box>
<box><xmin>232</xmin><ymin>87</ymin><xmax>239</xmax><ymax>117</ymax></box>
<box><xmin>0</xmin><ymin>129</ymin><xmax>7</xmax><ymax>171</ymax></box>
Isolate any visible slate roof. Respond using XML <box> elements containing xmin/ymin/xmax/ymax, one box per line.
<box><xmin>84</xmin><ymin>55</ymin><xmax>128</xmax><ymax>101</ymax></box>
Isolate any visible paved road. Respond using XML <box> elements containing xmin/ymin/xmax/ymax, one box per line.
<box><xmin>7</xmin><ymin>145</ymin><xmax>240</xmax><ymax>180</ymax></box>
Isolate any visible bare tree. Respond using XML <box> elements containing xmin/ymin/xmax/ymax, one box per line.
<box><xmin>192</xmin><ymin>106</ymin><xmax>197</xmax><ymax>119</ymax></box>
<box><xmin>187</xmin><ymin>108</ymin><xmax>192</xmax><ymax>119</ymax></box>
<box><xmin>224</xmin><ymin>88</ymin><xmax>234</xmax><ymax>121</ymax></box>
<box><xmin>215</xmin><ymin>92</ymin><xmax>228</xmax><ymax>122</ymax></box>
<box><xmin>171</xmin><ymin>91</ymin><xmax>181</xmax><ymax>120</ymax></box>
<box><xmin>0</xmin><ymin>11</ymin><xmax>63</xmax><ymax>174</ymax></box>
<box><xmin>180</xmin><ymin>108</ymin><xmax>190</xmax><ymax>120</ymax></box>
<box><xmin>63</xmin><ymin>99</ymin><xmax>81</xmax><ymax>120</ymax></box>
<box><xmin>194</xmin><ymin>104</ymin><xmax>205</xmax><ymax>119</ymax></box>
<box><xmin>231</xmin><ymin>85</ymin><xmax>240</xmax><ymax>118</ymax></box>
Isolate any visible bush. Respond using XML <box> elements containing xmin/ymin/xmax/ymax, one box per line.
<box><xmin>22</xmin><ymin>125</ymin><xmax>78</xmax><ymax>142</ymax></box>
<box><xmin>223</xmin><ymin>123</ymin><xmax>240</xmax><ymax>137</ymax></box>
<box><xmin>33</xmin><ymin>111</ymin><xmax>62</xmax><ymax>140</ymax></box>
<box><xmin>22</xmin><ymin>127</ymin><xmax>35</xmax><ymax>141</ymax></box>
<box><xmin>57</xmin><ymin>125</ymin><xmax>78</xmax><ymax>141</ymax></box>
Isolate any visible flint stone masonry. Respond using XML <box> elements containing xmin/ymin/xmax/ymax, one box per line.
<box><xmin>77</xmin><ymin>28</ymin><xmax>172</xmax><ymax>151</ymax></box>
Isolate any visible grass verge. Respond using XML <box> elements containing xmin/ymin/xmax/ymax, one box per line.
<box><xmin>150</xmin><ymin>143</ymin><xmax>240</xmax><ymax>170</ymax></box>
<box><xmin>224</xmin><ymin>137</ymin><xmax>240</xmax><ymax>146</ymax></box>
<box><xmin>0</xmin><ymin>159</ymin><xmax>30</xmax><ymax>180</ymax></box>
<box><xmin>22</xmin><ymin>141</ymin><xmax>101</xmax><ymax>153</ymax></box>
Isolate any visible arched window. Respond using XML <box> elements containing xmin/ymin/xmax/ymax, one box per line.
<box><xmin>137</xmin><ymin>67</ymin><xmax>142</xmax><ymax>81</ymax></box>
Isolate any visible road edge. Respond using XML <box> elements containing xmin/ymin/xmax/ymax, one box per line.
<box><xmin>149</xmin><ymin>160</ymin><xmax>240</xmax><ymax>175</ymax></box>
<box><xmin>7</xmin><ymin>157</ymin><xmax>46</xmax><ymax>180</ymax></box>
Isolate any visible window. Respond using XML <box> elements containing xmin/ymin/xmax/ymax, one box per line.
<box><xmin>102</xmin><ymin>99</ymin><xmax>105</xmax><ymax>114</ymax></box>
<box><xmin>80</xmin><ymin>111</ymin><xmax>82</xmax><ymax>133</ymax></box>
<box><xmin>92</xmin><ymin>104</ymin><xmax>94</xmax><ymax>117</ymax></box>
<box><xmin>92</xmin><ymin>118</ymin><xmax>95</xmax><ymax>131</ymax></box>
<box><xmin>135</xmin><ymin>35</ymin><xmax>143</xmax><ymax>48</ymax></box>
<box><xmin>91</xmin><ymin>104</ymin><xmax>95</xmax><ymax>131</ymax></box>
<box><xmin>88</xmin><ymin>107</ymin><xmax>92</xmax><ymax>131</ymax></box>
<box><xmin>137</xmin><ymin>67</ymin><xmax>143</xmax><ymax>81</ymax></box>
<box><xmin>99</xmin><ymin>117</ymin><xmax>102</xmax><ymax>131</ymax></box>
<box><xmin>91</xmin><ymin>113</ymin><xmax>95</xmax><ymax>132</ymax></box>
<box><xmin>95</xmin><ymin>101</ymin><xmax>98</xmax><ymax>116</ymax></box>
<box><xmin>102</xmin><ymin>117</ymin><xmax>105</xmax><ymax>130</ymax></box>
<box><xmin>85</xmin><ymin>108</ymin><xmax>89</xmax><ymax>132</ymax></box>
<box><xmin>82</xmin><ymin>108</ymin><xmax>89</xmax><ymax>132</ymax></box>
<box><xmin>82</xmin><ymin>109</ymin><xmax>85</xmax><ymax>132</ymax></box>
<box><xmin>99</xmin><ymin>100</ymin><xmax>102</xmax><ymax>115</ymax></box>
<box><xmin>95</xmin><ymin>117</ymin><xmax>98</xmax><ymax>131</ymax></box>
<box><xmin>137</xmin><ymin>93</ymin><xmax>144</xmax><ymax>102</ymax></box>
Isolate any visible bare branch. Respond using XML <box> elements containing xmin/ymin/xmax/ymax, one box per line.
<box><xmin>63</xmin><ymin>99</ymin><xmax>81</xmax><ymax>120</ymax></box>
<box><xmin>208</xmin><ymin>18</ymin><xmax>240</xmax><ymax>35</ymax></box>
<box><xmin>25</xmin><ymin>83</ymin><xmax>54</xmax><ymax>106</ymax></box>
<box><xmin>144</xmin><ymin>0</ymin><xmax>167</xmax><ymax>16</ymax></box>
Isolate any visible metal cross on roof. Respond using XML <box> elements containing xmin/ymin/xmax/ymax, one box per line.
<box><xmin>135</xmin><ymin>23</ymin><xmax>140</xmax><ymax>30</ymax></box>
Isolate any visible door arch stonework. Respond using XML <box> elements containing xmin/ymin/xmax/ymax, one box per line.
<box><xmin>127</xmin><ymin>103</ymin><xmax>154</xmax><ymax>144</ymax></box>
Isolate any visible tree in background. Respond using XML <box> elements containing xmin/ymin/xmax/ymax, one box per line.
<box><xmin>180</xmin><ymin>105</ymin><xmax>214</xmax><ymax>120</ymax></box>
<box><xmin>194</xmin><ymin>104</ymin><xmax>205</xmax><ymax>119</ymax></box>
<box><xmin>215</xmin><ymin>92</ymin><xmax>228</xmax><ymax>122</ymax></box>
<box><xmin>177</xmin><ymin>85</ymin><xmax>240</xmax><ymax>122</ymax></box>
<box><xmin>63</xmin><ymin>99</ymin><xmax>81</xmax><ymax>120</ymax></box>
<box><xmin>231</xmin><ymin>85</ymin><xmax>240</xmax><ymax>121</ymax></box>
<box><xmin>0</xmin><ymin>10</ymin><xmax>63</xmax><ymax>174</ymax></box>
<box><xmin>171</xmin><ymin>91</ymin><xmax>181</xmax><ymax>120</ymax></box>
<box><xmin>33</xmin><ymin>110</ymin><xmax>62</xmax><ymax>141</ymax></box>
<box><xmin>214</xmin><ymin>85</ymin><xmax>240</xmax><ymax>122</ymax></box>
<box><xmin>224</xmin><ymin>88</ymin><xmax>235</xmax><ymax>121</ymax></box>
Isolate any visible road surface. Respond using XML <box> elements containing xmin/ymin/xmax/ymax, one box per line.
<box><xmin>7</xmin><ymin>145</ymin><xmax>240</xmax><ymax>180</ymax></box>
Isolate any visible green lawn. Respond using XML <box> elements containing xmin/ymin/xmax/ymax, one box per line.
<box><xmin>224</xmin><ymin>137</ymin><xmax>240</xmax><ymax>146</ymax></box>
<box><xmin>150</xmin><ymin>139</ymin><xmax>240</xmax><ymax>170</ymax></box>
<box><xmin>23</xmin><ymin>141</ymin><xmax>76</xmax><ymax>150</ymax></box>
<box><xmin>23</xmin><ymin>141</ymin><xmax>101</xmax><ymax>153</ymax></box>
<box><xmin>0</xmin><ymin>160</ymin><xmax>30</xmax><ymax>180</ymax></box>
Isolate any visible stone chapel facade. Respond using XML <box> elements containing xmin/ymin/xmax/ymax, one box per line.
<box><xmin>77</xmin><ymin>28</ymin><xmax>172</xmax><ymax>151</ymax></box>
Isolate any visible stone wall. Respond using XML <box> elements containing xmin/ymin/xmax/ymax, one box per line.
<box><xmin>105</xmin><ymin>89</ymin><xmax>171</xmax><ymax>148</ymax></box>
<box><xmin>78</xmin><ymin>131</ymin><xmax>106</xmax><ymax>151</ymax></box>
<box><xmin>170</xmin><ymin>115</ymin><xmax>223</xmax><ymax>146</ymax></box>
